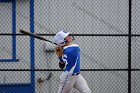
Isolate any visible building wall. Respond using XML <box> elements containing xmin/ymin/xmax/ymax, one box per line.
<box><xmin>0</xmin><ymin>0</ymin><xmax>140</xmax><ymax>93</ymax></box>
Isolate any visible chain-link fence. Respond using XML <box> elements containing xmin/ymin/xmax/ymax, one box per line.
<box><xmin>0</xmin><ymin>0</ymin><xmax>140</xmax><ymax>93</ymax></box>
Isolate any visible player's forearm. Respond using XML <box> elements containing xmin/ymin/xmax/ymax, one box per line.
<box><xmin>58</xmin><ymin>57</ymin><xmax>64</xmax><ymax>62</ymax></box>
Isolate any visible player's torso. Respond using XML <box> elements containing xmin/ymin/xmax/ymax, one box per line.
<box><xmin>63</xmin><ymin>44</ymin><xmax>80</xmax><ymax>73</ymax></box>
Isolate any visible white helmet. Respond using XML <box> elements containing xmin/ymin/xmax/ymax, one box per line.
<box><xmin>54</xmin><ymin>31</ymin><xmax>70</xmax><ymax>46</ymax></box>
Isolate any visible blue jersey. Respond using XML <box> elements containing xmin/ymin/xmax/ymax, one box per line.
<box><xmin>62</xmin><ymin>44</ymin><xmax>80</xmax><ymax>74</ymax></box>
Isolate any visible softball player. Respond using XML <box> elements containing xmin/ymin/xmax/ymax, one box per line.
<box><xmin>54</xmin><ymin>31</ymin><xmax>91</xmax><ymax>93</ymax></box>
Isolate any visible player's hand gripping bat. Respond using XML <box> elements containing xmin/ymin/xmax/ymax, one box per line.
<box><xmin>19</xmin><ymin>29</ymin><xmax>57</xmax><ymax>45</ymax></box>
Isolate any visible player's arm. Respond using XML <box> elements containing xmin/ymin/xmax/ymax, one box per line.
<box><xmin>55</xmin><ymin>46</ymin><xmax>65</xmax><ymax>69</ymax></box>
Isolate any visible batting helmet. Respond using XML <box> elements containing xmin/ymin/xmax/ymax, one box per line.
<box><xmin>54</xmin><ymin>31</ymin><xmax>70</xmax><ymax>46</ymax></box>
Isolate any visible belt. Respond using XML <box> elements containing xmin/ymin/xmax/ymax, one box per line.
<box><xmin>72</xmin><ymin>72</ymin><xmax>80</xmax><ymax>76</ymax></box>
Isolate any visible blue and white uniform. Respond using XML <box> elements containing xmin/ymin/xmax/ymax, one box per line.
<box><xmin>58</xmin><ymin>44</ymin><xmax>91</xmax><ymax>93</ymax></box>
<box><xmin>63</xmin><ymin>44</ymin><xmax>80</xmax><ymax>74</ymax></box>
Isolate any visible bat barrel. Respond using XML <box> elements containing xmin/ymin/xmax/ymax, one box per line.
<box><xmin>19</xmin><ymin>29</ymin><xmax>57</xmax><ymax>45</ymax></box>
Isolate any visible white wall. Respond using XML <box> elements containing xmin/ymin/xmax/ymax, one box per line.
<box><xmin>0</xmin><ymin>1</ymin><xmax>30</xmax><ymax>84</ymax></box>
<box><xmin>0</xmin><ymin>0</ymin><xmax>140</xmax><ymax>93</ymax></box>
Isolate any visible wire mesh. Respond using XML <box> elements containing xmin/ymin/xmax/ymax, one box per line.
<box><xmin>0</xmin><ymin>0</ymin><xmax>140</xmax><ymax>93</ymax></box>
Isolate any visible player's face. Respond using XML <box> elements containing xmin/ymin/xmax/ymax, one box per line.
<box><xmin>65</xmin><ymin>35</ymin><xmax>73</xmax><ymax>43</ymax></box>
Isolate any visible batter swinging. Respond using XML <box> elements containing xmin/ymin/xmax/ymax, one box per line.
<box><xmin>54</xmin><ymin>31</ymin><xmax>91</xmax><ymax>93</ymax></box>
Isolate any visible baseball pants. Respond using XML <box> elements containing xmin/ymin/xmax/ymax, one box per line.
<box><xmin>58</xmin><ymin>72</ymin><xmax>91</xmax><ymax>93</ymax></box>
